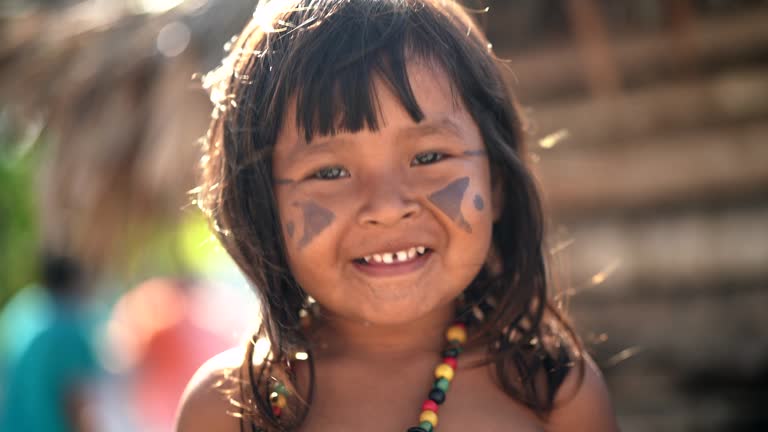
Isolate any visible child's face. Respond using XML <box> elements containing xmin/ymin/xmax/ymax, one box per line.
<box><xmin>273</xmin><ymin>61</ymin><xmax>499</xmax><ymax>325</ymax></box>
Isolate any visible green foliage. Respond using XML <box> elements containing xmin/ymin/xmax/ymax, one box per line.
<box><xmin>120</xmin><ymin>210</ymin><xmax>224</xmax><ymax>283</ymax></box>
<box><xmin>0</xmin><ymin>120</ymin><xmax>226</xmax><ymax>309</ymax></box>
<box><xmin>0</xmin><ymin>137</ymin><xmax>40</xmax><ymax>308</ymax></box>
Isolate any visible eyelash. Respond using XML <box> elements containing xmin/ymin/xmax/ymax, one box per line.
<box><xmin>309</xmin><ymin>151</ymin><xmax>448</xmax><ymax>180</ymax></box>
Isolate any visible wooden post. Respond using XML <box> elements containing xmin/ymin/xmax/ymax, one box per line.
<box><xmin>563</xmin><ymin>0</ymin><xmax>622</xmax><ymax>98</ymax></box>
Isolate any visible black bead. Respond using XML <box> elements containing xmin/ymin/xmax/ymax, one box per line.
<box><xmin>479</xmin><ymin>300</ymin><xmax>494</xmax><ymax>314</ymax></box>
<box><xmin>428</xmin><ymin>388</ymin><xmax>446</xmax><ymax>404</ymax></box>
<box><xmin>442</xmin><ymin>347</ymin><xmax>459</xmax><ymax>358</ymax></box>
<box><xmin>407</xmin><ymin>428</ymin><xmax>428</xmax><ymax>432</ymax></box>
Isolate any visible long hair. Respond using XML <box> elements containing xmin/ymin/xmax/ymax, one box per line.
<box><xmin>198</xmin><ymin>1</ymin><xmax>583</xmax><ymax>430</ymax></box>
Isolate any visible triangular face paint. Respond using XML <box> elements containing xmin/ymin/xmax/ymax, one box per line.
<box><xmin>294</xmin><ymin>201</ymin><xmax>335</xmax><ymax>248</ymax></box>
<box><xmin>428</xmin><ymin>177</ymin><xmax>472</xmax><ymax>233</ymax></box>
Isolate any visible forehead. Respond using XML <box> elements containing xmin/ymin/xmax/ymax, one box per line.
<box><xmin>273</xmin><ymin>61</ymin><xmax>478</xmax><ymax>157</ymax></box>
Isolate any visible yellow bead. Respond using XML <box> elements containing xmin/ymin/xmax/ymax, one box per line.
<box><xmin>419</xmin><ymin>410</ymin><xmax>439</xmax><ymax>427</ymax></box>
<box><xmin>434</xmin><ymin>363</ymin><xmax>455</xmax><ymax>381</ymax></box>
<box><xmin>275</xmin><ymin>394</ymin><xmax>287</xmax><ymax>408</ymax></box>
<box><xmin>445</xmin><ymin>325</ymin><xmax>467</xmax><ymax>344</ymax></box>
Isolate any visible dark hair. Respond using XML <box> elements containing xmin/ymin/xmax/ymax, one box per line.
<box><xmin>41</xmin><ymin>252</ymin><xmax>83</xmax><ymax>298</ymax></box>
<box><xmin>199</xmin><ymin>0</ymin><xmax>583</xmax><ymax>430</ymax></box>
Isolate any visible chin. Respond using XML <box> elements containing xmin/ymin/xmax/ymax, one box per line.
<box><xmin>354</xmin><ymin>295</ymin><xmax>449</xmax><ymax>326</ymax></box>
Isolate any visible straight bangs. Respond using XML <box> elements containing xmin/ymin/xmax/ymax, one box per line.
<box><xmin>290</xmin><ymin>11</ymin><xmax>428</xmax><ymax>142</ymax></box>
<box><xmin>265</xmin><ymin>0</ymin><xmax>479</xmax><ymax>145</ymax></box>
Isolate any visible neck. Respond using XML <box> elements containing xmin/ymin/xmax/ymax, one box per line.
<box><xmin>308</xmin><ymin>302</ymin><xmax>456</xmax><ymax>361</ymax></box>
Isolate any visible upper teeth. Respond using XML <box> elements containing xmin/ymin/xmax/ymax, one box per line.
<box><xmin>363</xmin><ymin>246</ymin><xmax>427</xmax><ymax>264</ymax></box>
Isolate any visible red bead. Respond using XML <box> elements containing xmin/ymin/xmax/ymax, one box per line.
<box><xmin>443</xmin><ymin>357</ymin><xmax>458</xmax><ymax>369</ymax></box>
<box><xmin>422</xmin><ymin>399</ymin><xmax>439</xmax><ymax>412</ymax></box>
<box><xmin>272</xmin><ymin>406</ymin><xmax>282</xmax><ymax>417</ymax></box>
<box><xmin>453</xmin><ymin>321</ymin><xmax>466</xmax><ymax>329</ymax></box>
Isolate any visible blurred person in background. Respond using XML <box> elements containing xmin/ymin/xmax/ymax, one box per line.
<box><xmin>0</xmin><ymin>273</ymin><xmax>53</xmax><ymax>400</ymax></box>
<box><xmin>108</xmin><ymin>277</ymin><xmax>232</xmax><ymax>432</ymax></box>
<box><xmin>0</xmin><ymin>253</ymin><xmax>103</xmax><ymax>432</ymax></box>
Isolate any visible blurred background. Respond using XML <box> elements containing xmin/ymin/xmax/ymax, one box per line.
<box><xmin>0</xmin><ymin>0</ymin><xmax>766</xmax><ymax>431</ymax></box>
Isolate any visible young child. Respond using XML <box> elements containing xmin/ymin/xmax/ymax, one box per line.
<box><xmin>177</xmin><ymin>1</ymin><xmax>619</xmax><ymax>431</ymax></box>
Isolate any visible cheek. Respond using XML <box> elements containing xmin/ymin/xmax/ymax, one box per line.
<box><xmin>280</xmin><ymin>199</ymin><xmax>336</xmax><ymax>250</ymax></box>
<box><xmin>428</xmin><ymin>176</ymin><xmax>472</xmax><ymax>233</ymax></box>
<box><xmin>426</xmin><ymin>173</ymin><xmax>492</xmax><ymax>235</ymax></box>
<box><xmin>278</xmin><ymin>200</ymin><xmax>334</xmax><ymax>295</ymax></box>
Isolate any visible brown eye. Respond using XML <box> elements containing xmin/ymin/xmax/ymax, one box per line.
<box><xmin>411</xmin><ymin>151</ymin><xmax>446</xmax><ymax>166</ymax></box>
<box><xmin>311</xmin><ymin>166</ymin><xmax>350</xmax><ymax>180</ymax></box>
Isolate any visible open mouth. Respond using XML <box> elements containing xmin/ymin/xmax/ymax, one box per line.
<box><xmin>352</xmin><ymin>246</ymin><xmax>432</xmax><ymax>265</ymax></box>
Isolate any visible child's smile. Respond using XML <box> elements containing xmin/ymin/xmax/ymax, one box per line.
<box><xmin>351</xmin><ymin>242</ymin><xmax>433</xmax><ymax>276</ymax></box>
<box><xmin>272</xmin><ymin>61</ymin><xmax>499</xmax><ymax>325</ymax></box>
<box><xmin>354</xmin><ymin>244</ymin><xmax>430</xmax><ymax>265</ymax></box>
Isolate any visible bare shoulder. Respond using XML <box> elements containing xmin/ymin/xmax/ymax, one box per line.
<box><xmin>546</xmin><ymin>353</ymin><xmax>620</xmax><ymax>432</ymax></box>
<box><xmin>175</xmin><ymin>347</ymin><xmax>248</xmax><ymax>432</ymax></box>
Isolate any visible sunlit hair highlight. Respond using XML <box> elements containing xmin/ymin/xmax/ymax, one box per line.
<box><xmin>199</xmin><ymin>0</ymin><xmax>584</xmax><ymax>430</ymax></box>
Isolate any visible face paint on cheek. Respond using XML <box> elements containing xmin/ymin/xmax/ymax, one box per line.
<box><xmin>293</xmin><ymin>201</ymin><xmax>335</xmax><ymax>248</ymax></box>
<box><xmin>473</xmin><ymin>194</ymin><xmax>485</xmax><ymax>211</ymax></box>
<box><xmin>275</xmin><ymin>178</ymin><xmax>296</xmax><ymax>185</ymax></box>
<box><xmin>428</xmin><ymin>177</ymin><xmax>472</xmax><ymax>234</ymax></box>
<box><xmin>286</xmin><ymin>221</ymin><xmax>295</xmax><ymax>239</ymax></box>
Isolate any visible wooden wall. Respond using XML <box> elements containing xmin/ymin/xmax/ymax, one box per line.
<box><xmin>484</xmin><ymin>1</ymin><xmax>768</xmax><ymax>430</ymax></box>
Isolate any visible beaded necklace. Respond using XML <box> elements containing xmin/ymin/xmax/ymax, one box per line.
<box><xmin>267</xmin><ymin>319</ymin><xmax>468</xmax><ymax>432</ymax></box>
<box><xmin>407</xmin><ymin>320</ymin><xmax>467</xmax><ymax>432</ymax></box>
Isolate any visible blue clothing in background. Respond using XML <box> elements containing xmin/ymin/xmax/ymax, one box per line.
<box><xmin>0</xmin><ymin>303</ymin><xmax>101</xmax><ymax>432</ymax></box>
<box><xmin>0</xmin><ymin>285</ymin><xmax>52</xmax><ymax>380</ymax></box>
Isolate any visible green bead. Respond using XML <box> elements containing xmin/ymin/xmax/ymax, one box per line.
<box><xmin>419</xmin><ymin>421</ymin><xmax>434</xmax><ymax>432</ymax></box>
<box><xmin>273</xmin><ymin>382</ymin><xmax>288</xmax><ymax>395</ymax></box>
<box><xmin>442</xmin><ymin>347</ymin><xmax>459</xmax><ymax>358</ymax></box>
<box><xmin>446</xmin><ymin>341</ymin><xmax>463</xmax><ymax>353</ymax></box>
<box><xmin>435</xmin><ymin>377</ymin><xmax>450</xmax><ymax>392</ymax></box>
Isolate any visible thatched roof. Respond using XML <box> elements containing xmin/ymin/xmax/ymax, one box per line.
<box><xmin>0</xmin><ymin>1</ymin><xmax>251</xmax><ymax>269</ymax></box>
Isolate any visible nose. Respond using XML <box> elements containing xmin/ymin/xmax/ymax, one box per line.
<box><xmin>356</xmin><ymin>176</ymin><xmax>421</xmax><ymax>227</ymax></box>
